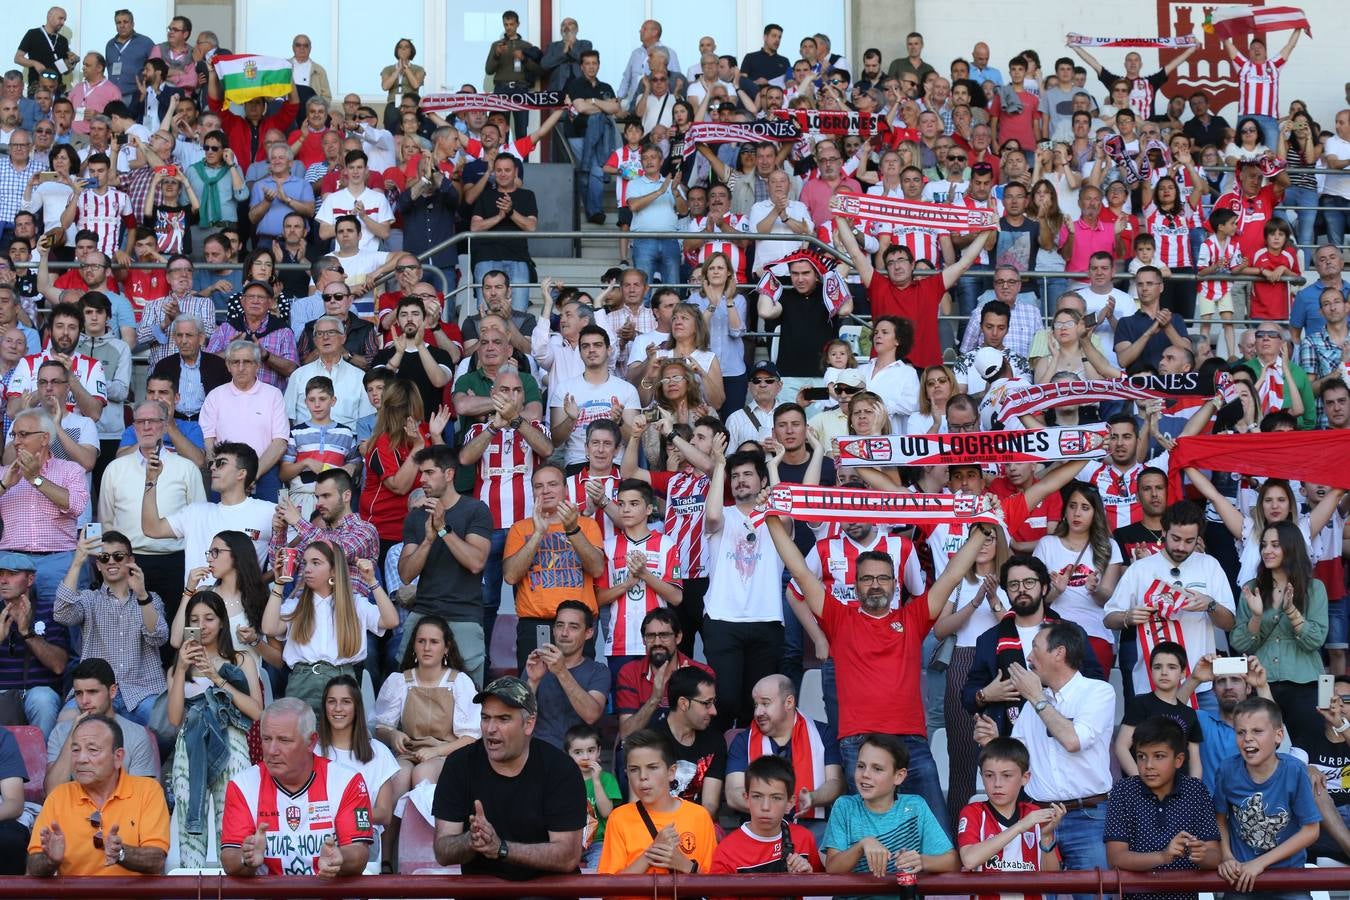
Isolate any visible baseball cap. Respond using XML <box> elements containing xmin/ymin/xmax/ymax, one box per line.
<box><xmin>749</xmin><ymin>360</ymin><xmax>780</xmax><ymax>379</ymax></box>
<box><xmin>829</xmin><ymin>369</ymin><xmax>865</xmax><ymax>388</ymax></box>
<box><xmin>473</xmin><ymin>676</ymin><xmax>537</xmax><ymax>716</ymax></box>
<box><xmin>242</xmin><ymin>279</ymin><xmax>274</xmax><ymax>298</ymax></box>
<box><xmin>972</xmin><ymin>346</ymin><xmax>1006</xmax><ymax>381</ymax></box>
<box><xmin>0</xmin><ymin>552</ymin><xmax>36</xmax><ymax>573</ymax></box>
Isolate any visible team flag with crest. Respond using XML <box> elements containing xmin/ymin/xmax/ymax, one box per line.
<box><xmin>213</xmin><ymin>54</ymin><xmax>293</xmax><ymax>104</ymax></box>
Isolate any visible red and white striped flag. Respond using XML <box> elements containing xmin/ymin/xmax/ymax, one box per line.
<box><xmin>1137</xmin><ymin>580</ymin><xmax>1199</xmax><ymax>709</ymax></box>
<box><xmin>1205</xmin><ymin>6</ymin><xmax>1312</xmax><ymax>40</ymax></box>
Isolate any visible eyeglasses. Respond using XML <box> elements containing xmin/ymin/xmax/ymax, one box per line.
<box><xmin>642</xmin><ymin>631</ymin><xmax>676</xmax><ymax>642</ymax></box>
<box><xmin>947</xmin><ymin>155</ymin><xmax>967</xmax><ymax>163</ymax></box>
<box><xmin>97</xmin><ymin>551</ymin><xmax>129</xmax><ymax>564</ymax></box>
<box><xmin>856</xmin><ymin>574</ymin><xmax>895</xmax><ymax>586</ymax></box>
<box><xmin>80</xmin><ymin>262</ymin><xmax>107</xmax><ymax>270</ymax></box>
<box><xmin>651</xmin><ymin>76</ymin><xmax>668</xmax><ymax>83</ymax></box>
<box><xmin>208</xmin><ymin>458</ymin><xmax>231</xmax><ymax>469</ymax></box>
<box><xmin>8</xmin><ymin>142</ymin><xmax>30</xmax><ymax>148</ymax></box>
<box><xmin>11</xmin><ymin>429</ymin><xmax>43</xmax><ymax>439</ymax></box>
<box><xmin>1005</xmin><ymin>577</ymin><xmax>1041</xmax><ymax>591</ymax></box>
<box><xmin>659</xmin><ymin>374</ymin><xmax>687</xmax><ymax>384</ymax></box>
<box><xmin>132</xmin><ymin>417</ymin><xmax>164</xmax><ymax>426</ymax></box>
<box><xmin>90</xmin><ymin>811</ymin><xmax>104</xmax><ymax>849</ymax></box>
<box><xmin>206</xmin><ymin>547</ymin><xmax>229</xmax><ymax>558</ymax></box>
<box><xmin>33</xmin><ymin>128</ymin><xmax>52</xmax><ymax>134</ymax></box>
<box><xmin>947</xmin><ymin>421</ymin><xmax>980</xmax><ymax>432</ymax></box>
<box><xmin>993</xmin><ymin>278</ymin><xmax>1021</xmax><ymax>285</ymax></box>
<box><xmin>687</xmin><ymin>696</ymin><xmax>716</xmax><ymax>709</ymax></box>
<box><xmin>1255</xmin><ymin>330</ymin><xmax>1281</xmax><ymax>339</ymax></box>
<box><xmin>1240</xmin><ymin>127</ymin><xmax>1258</xmax><ymax>133</ymax></box>
<box><xmin>322</xmin><ymin>292</ymin><xmax>350</xmax><ymax>302</ymax></box>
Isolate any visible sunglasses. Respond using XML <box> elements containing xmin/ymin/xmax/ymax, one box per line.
<box><xmin>1255</xmin><ymin>330</ymin><xmax>1281</xmax><ymax>339</ymax></box>
<box><xmin>948</xmin><ymin>155</ymin><xmax>967</xmax><ymax>162</ymax></box>
<box><xmin>97</xmin><ymin>551</ymin><xmax>130</xmax><ymax>564</ymax></box>
<box><xmin>750</xmin><ymin>377</ymin><xmax>777</xmax><ymax>385</ymax></box>
<box><xmin>204</xmin><ymin>144</ymin><xmax>223</xmax><ymax>151</ymax></box>
<box><xmin>322</xmin><ymin>291</ymin><xmax>350</xmax><ymax>301</ymax></box>
<box><xmin>90</xmin><ymin>811</ymin><xmax>104</xmax><ymax>849</ymax></box>
<box><xmin>209</xmin><ymin>458</ymin><xmax>231</xmax><ymax>469</ymax></box>
<box><xmin>833</xmin><ymin>383</ymin><xmax>861</xmax><ymax>394</ymax></box>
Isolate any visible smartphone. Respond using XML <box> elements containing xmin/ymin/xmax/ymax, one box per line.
<box><xmin>535</xmin><ymin>623</ymin><xmax>552</xmax><ymax>650</ymax></box>
<box><xmin>153</xmin><ymin>164</ymin><xmax>180</xmax><ymax>178</ymax></box>
<box><xmin>182</xmin><ymin>626</ymin><xmax>201</xmax><ymax>645</ymax></box>
<box><xmin>36</xmin><ymin>171</ymin><xmax>60</xmax><ymax>183</ymax></box>
<box><xmin>1212</xmin><ymin>655</ymin><xmax>1248</xmax><ymax>677</ymax></box>
<box><xmin>1038</xmin><ymin>141</ymin><xmax>1053</xmax><ymax>151</ymax></box>
<box><xmin>801</xmin><ymin>387</ymin><xmax>832</xmax><ymax>402</ymax></box>
<box><xmin>1319</xmin><ymin>673</ymin><xmax>1336</xmax><ymax>708</ymax></box>
<box><xmin>277</xmin><ymin>488</ymin><xmax>290</xmax><ymax>507</ymax></box>
<box><xmin>82</xmin><ymin>522</ymin><xmax>102</xmax><ymax>542</ymax></box>
<box><xmin>1081</xmin><ymin>311</ymin><xmax>1098</xmax><ymax>329</ymax></box>
<box><xmin>642</xmin><ymin>407</ymin><xmax>663</xmax><ymax>423</ymax></box>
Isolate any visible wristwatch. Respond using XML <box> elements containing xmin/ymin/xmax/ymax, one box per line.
<box><xmin>117</xmin><ymin>846</ymin><xmax>126</xmax><ymax>864</ymax></box>
<box><xmin>1205</xmin><ymin>598</ymin><xmax>1218</xmax><ymax>614</ymax></box>
<box><xmin>31</xmin><ymin>476</ymin><xmax>44</xmax><ymax>488</ymax></box>
<box><xmin>496</xmin><ymin>839</ymin><xmax>509</xmax><ymax>860</ymax></box>
<box><xmin>1032</xmin><ymin>699</ymin><xmax>1050</xmax><ymax>713</ymax></box>
<box><xmin>1334</xmin><ymin>718</ymin><xmax>1350</xmax><ymax>735</ymax></box>
<box><xmin>508</xmin><ymin>416</ymin><xmax>523</xmax><ymax>429</ymax></box>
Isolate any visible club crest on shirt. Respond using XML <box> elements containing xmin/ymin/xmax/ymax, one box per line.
<box><xmin>286</xmin><ymin>805</ymin><xmax>301</xmax><ymax>830</ymax></box>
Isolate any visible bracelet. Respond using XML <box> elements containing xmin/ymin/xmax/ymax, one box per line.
<box><xmin>1333</xmin><ymin>718</ymin><xmax>1350</xmax><ymax>735</ymax></box>
<box><xmin>136</xmin><ymin>595</ymin><xmax>153</xmax><ymax>607</ymax></box>
<box><xmin>182</xmin><ymin>588</ymin><xmax>195</xmax><ymax>598</ymax></box>
<box><xmin>564</xmin><ymin>526</ymin><xmax>581</xmax><ymax>537</ymax></box>
<box><xmin>1040</xmin><ymin>839</ymin><xmax>1058</xmax><ymax>853</ymax></box>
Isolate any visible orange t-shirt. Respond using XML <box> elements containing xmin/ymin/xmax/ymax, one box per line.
<box><xmin>598</xmin><ymin>798</ymin><xmax>717</xmax><ymax>890</ymax></box>
<box><xmin>503</xmin><ymin>517</ymin><xmax>603</xmax><ymax>619</ymax></box>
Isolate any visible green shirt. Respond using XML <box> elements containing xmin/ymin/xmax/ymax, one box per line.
<box><xmin>584</xmin><ymin>770</ymin><xmax>623</xmax><ymax>844</ymax></box>
<box><xmin>1243</xmin><ymin>357</ymin><xmax>1316</xmax><ymax>430</ymax></box>
<box><xmin>1230</xmin><ymin>576</ymin><xmax>1328</xmax><ymax>684</ymax></box>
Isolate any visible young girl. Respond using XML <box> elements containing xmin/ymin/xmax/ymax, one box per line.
<box><xmin>1195</xmin><ymin>208</ymin><xmax>1244</xmax><ymax>357</ymax></box>
<box><xmin>1246</xmin><ymin>218</ymin><xmax>1300</xmax><ymax>322</ymax></box>
<box><xmin>1034</xmin><ymin>481</ymin><xmax>1125</xmax><ymax>677</ymax></box>
<box><xmin>821</xmin><ymin>338</ymin><xmax>859</xmax><ymax>387</ymax></box>
<box><xmin>317</xmin><ymin>674</ymin><xmax>400</xmax><ymax>873</ymax></box>
<box><xmin>144</xmin><ymin>165</ymin><xmax>200</xmax><ymax>256</ymax></box>
<box><xmin>823</xmin><ymin>734</ymin><xmax>958</xmax><ymax>877</ymax></box>
<box><xmin>167</xmin><ymin>591</ymin><xmax>263</xmax><ymax>868</ymax></box>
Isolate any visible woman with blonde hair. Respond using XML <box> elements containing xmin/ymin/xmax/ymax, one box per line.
<box><xmin>908</xmin><ymin>364</ymin><xmax>956</xmax><ymax>434</ymax></box>
<box><xmin>690</xmin><ymin>252</ymin><xmax>746</xmax><ymax>415</ymax></box>
<box><xmin>263</xmin><ymin>541</ymin><xmax>400</xmax><ymax>712</ymax></box>
<box><xmin>842</xmin><ymin>390</ymin><xmax>904</xmax><ymax>490</ymax></box>
<box><xmin>653</xmin><ymin>301</ymin><xmax>724</xmax><ymax>410</ymax></box>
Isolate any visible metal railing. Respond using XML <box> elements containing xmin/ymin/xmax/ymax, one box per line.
<box><xmin>13</xmin><ymin>867</ymin><xmax>1350</xmax><ymax>898</ymax></box>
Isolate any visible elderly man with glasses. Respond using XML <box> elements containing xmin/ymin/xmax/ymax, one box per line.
<box><xmin>287</xmin><ymin>34</ymin><xmax>331</xmax><ymax>102</ymax></box>
<box><xmin>0</xmin><ymin>128</ymin><xmax>40</xmax><ymax>246</ymax></box>
<box><xmin>137</xmin><ymin>255</ymin><xmax>217</xmax><ymax>367</ymax></box>
<box><xmin>205</xmin><ymin>280</ymin><xmax>299</xmax><ymax>391</ymax></box>
<box><xmin>200</xmin><ymin>340</ymin><xmax>290</xmax><ymax>502</ymax></box>
<box><xmin>284</xmin><ymin>315</ymin><xmax>375</xmax><ymax>428</ymax></box>
<box><xmin>296</xmin><ymin>282</ymin><xmax>377</xmax><ymax>369</ymax></box>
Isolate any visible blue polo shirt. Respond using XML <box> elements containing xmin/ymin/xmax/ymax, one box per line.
<box><xmin>1104</xmin><ymin>774</ymin><xmax>1218</xmax><ymax>900</ymax></box>
<box><xmin>248</xmin><ymin>175</ymin><xmax>316</xmax><ymax>238</ymax></box>
<box><xmin>118</xmin><ymin>419</ymin><xmax>204</xmax><ymax>452</ymax></box>
<box><xmin>1290</xmin><ymin>277</ymin><xmax>1350</xmax><ymax>337</ymax></box>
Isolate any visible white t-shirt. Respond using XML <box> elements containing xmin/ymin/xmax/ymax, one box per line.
<box><xmin>278</xmin><ymin>592</ymin><xmax>387</xmax><ymax>666</ymax></box>
<box><xmin>705</xmin><ymin>504</ymin><xmax>785</xmax><ymax>623</ymax></box>
<box><xmin>321</xmin><ymin>741</ymin><xmax>400</xmax><ymax>872</ymax></box>
<box><xmin>166</xmin><ymin>497</ymin><xmax>277</xmax><ymax>570</ymax></box>
<box><xmin>1078</xmin><ymin>287</ymin><xmax>1136</xmax><ymax>366</ymax></box>
<box><xmin>547</xmin><ymin>373</ymin><xmax>640</xmax><ymax>466</ymax></box>
<box><xmin>316</xmin><ymin>187</ymin><xmax>394</xmax><ymax>253</ymax></box>
<box><xmin>1033</xmin><ymin>535</ymin><xmax>1123</xmax><ymax>643</ymax></box>
<box><xmin>947</xmin><ymin>576</ymin><xmax>1010</xmax><ymax>647</ymax></box>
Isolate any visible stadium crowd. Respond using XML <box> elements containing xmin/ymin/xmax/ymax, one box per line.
<box><xmin>0</xmin><ymin>3</ymin><xmax>1344</xmax><ymax>896</ymax></box>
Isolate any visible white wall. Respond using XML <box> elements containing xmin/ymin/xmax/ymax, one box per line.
<box><xmin>916</xmin><ymin>0</ymin><xmax>1344</xmax><ymax>125</ymax></box>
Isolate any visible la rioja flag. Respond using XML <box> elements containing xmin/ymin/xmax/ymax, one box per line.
<box><xmin>213</xmin><ymin>54</ymin><xmax>293</xmax><ymax>105</ymax></box>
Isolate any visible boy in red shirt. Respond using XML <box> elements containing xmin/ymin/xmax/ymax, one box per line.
<box><xmin>710</xmin><ymin>755</ymin><xmax>822</xmax><ymax>892</ymax></box>
<box><xmin>1245</xmin><ymin>218</ymin><xmax>1300</xmax><ymax>321</ymax></box>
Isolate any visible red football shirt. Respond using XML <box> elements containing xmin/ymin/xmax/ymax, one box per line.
<box><xmin>867</xmin><ymin>273</ymin><xmax>947</xmax><ymax>368</ymax></box>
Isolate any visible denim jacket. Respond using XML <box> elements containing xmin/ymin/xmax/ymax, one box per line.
<box><xmin>180</xmin><ymin>662</ymin><xmax>251</xmax><ymax>833</ymax></box>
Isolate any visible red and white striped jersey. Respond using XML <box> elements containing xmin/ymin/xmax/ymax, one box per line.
<box><xmin>6</xmin><ymin>350</ymin><xmax>107</xmax><ymax>411</ymax></box>
<box><xmin>1142</xmin><ymin>204</ymin><xmax>1202</xmax><ymax>268</ymax></box>
<box><xmin>221</xmin><ymin>756</ymin><xmax>374</xmax><ymax>876</ymax></box>
<box><xmin>957</xmin><ymin>799</ymin><xmax>1057</xmax><ymax>900</ymax></box>
<box><xmin>73</xmin><ymin>188</ymin><xmax>133</xmax><ymax>257</ymax></box>
<box><xmin>1124</xmin><ymin>76</ymin><xmax>1161</xmax><ymax>119</ymax></box>
<box><xmin>685</xmin><ymin>213</ymin><xmax>749</xmax><ymax>280</ymax></box>
<box><xmin>599</xmin><ymin>531</ymin><xmax>683</xmax><ymax>656</ymax></box>
<box><xmin>888</xmin><ymin>224</ymin><xmax>945</xmax><ymax>266</ymax></box>
<box><xmin>605</xmin><ymin>145</ymin><xmax>643</xmax><ymax>206</ymax></box>
<box><xmin>1080</xmin><ymin>460</ymin><xmax>1145</xmax><ymax>529</ymax></box>
<box><xmin>1234</xmin><ymin>53</ymin><xmax>1286</xmax><ymax>118</ymax></box>
<box><xmin>463</xmin><ymin>421</ymin><xmax>547</xmax><ymax>529</ymax></box>
<box><xmin>651</xmin><ymin>468</ymin><xmax>710</xmax><ymax>579</ymax></box>
<box><xmin>790</xmin><ymin>531</ymin><xmax>924</xmax><ymax>606</ymax></box>
<box><xmin>567</xmin><ymin>466</ymin><xmax>621</xmax><ymax>545</ymax></box>
<box><xmin>1196</xmin><ymin>235</ymin><xmax>1245</xmax><ymax>301</ymax></box>
<box><xmin>963</xmin><ymin>195</ymin><xmax>1004</xmax><ymax>264</ymax></box>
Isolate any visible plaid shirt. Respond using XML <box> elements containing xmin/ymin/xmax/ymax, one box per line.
<box><xmin>137</xmin><ymin>292</ymin><xmax>217</xmax><ymax>366</ymax></box>
<box><xmin>959</xmin><ymin>294</ymin><xmax>1044</xmax><ymax>358</ymax></box>
<box><xmin>0</xmin><ymin>157</ymin><xmax>41</xmax><ymax>224</ymax></box>
<box><xmin>0</xmin><ymin>456</ymin><xmax>88</xmax><ymax>551</ymax></box>
<box><xmin>205</xmin><ymin>315</ymin><xmax>300</xmax><ymax>390</ymax></box>
<box><xmin>1297</xmin><ymin>329</ymin><xmax>1347</xmax><ymax>428</ymax></box>
<box><xmin>120</xmin><ymin>165</ymin><xmax>163</xmax><ymax>220</ymax></box>
<box><xmin>52</xmin><ymin>583</ymin><xmax>168</xmax><ymax>710</ymax></box>
<box><xmin>269</xmin><ymin>513</ymin><xmax>380</xmax><ymax>596</ymax></box>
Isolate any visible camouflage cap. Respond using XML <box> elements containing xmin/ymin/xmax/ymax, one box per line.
<box><xmin>473</xmin><ymin>676</ymin><xmax>537</xmax><ymax>716</ymax></box>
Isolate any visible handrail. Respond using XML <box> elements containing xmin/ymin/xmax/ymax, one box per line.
<box><xmin>19</xmin><ymin>867</ymin><xmax>1350</xmax><ymax>898</ymax></box>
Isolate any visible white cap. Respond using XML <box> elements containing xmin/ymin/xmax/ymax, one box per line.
<box><xmin>972</xmin><ymin>346</ymin><xmax>1006</xmax><ymax>380</ymax></box>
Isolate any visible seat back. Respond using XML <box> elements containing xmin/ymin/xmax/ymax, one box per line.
<box><xmin>5</xmin><ymin>725</ymin><xmax>46</xmax><ymax>804</ymax></box>
<box><xmin>396</xmin><ymin>801</ymin><xmax>439</xmax><ymax>873</ymax></box>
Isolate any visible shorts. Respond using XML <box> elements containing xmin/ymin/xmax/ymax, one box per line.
<box><xmin>617</xmin><ymin>207</ymin><xmax>633</xmax><ymax>228</ymax></box>
<box><xmin>1327</xmin><ymin>596</ymin><xmax>1348</xmax><ymax>650</ymax></box>
<box><xmin>1196</xmin><ymin>293</ymin><xmax>1234</xmax><ymax>316</ymax></box>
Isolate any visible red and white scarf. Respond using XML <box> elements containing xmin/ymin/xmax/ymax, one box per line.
<box><xmin>748</xmin><ymin>711</ymin><xmax>828</xmax><ymax>819</ymax></box>
<box><xmin>681</xmin><ymin>121</ymin><xmax>800</xmax><ymax>159</ymax></box>
<box><xmin>829</xmin><ymin>191</ymin><xmax>996</xmax><ymax>233</ymax></box>
<box><xmin>755</xmin><ymin>249</ymin><xmax>851</xmax><ymax>318</ymax></box>
<box><xmin>759</xmin><ymin>483</ymin><xmax>1001</xmax><ymax>527</ymax></box>
<box><xmin>1256</xmin><ymin>364</ymin><xmax>1285</xmax><ymax>414</ymax></box>
<box><xmin>772</xmin><ymin>108</ymin><xmax>889</xmax><ymax>140</ymax></box>
<box><xmin>420</xmin><ymin>90</ymin><xmax>566</xmax><ymax>113</ymax></box>
<box><xmin>836</xmin><ymin>425</ymin><xmax>1109</xmax><ymax>468</ymax></box>
<box><xmin>1137</xmin><ymin>579</ymin><xmax>1199</xmax><ymax>709</ymax></box>
<box><xmin>1066</xmin><ymin>33</ymin><xmax>1199</xmax><ymax>48</ymax></box>
<box><xmin>997</xmin><ymin>380</ymin><xmax>1161</xmax><ymax>420</ymax></box>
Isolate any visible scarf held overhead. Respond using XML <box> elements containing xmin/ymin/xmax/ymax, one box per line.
<box><xmin>772</xmin><ymin>108</ymin><xmax>890</xmax><ymax>140</ymax></box>
<box><xmin>419</xmin><ymin>90</ymin><xmax>566</xmax><ymax>113</ymax></box>
<box><xmin>1066</xmin><ymin>33</ymin><xmax>1201</xmax><ymax>48</ymax></box>
<box><xmin>682</xmin><ymin>121</ymin><xmax>801</xmax><ymax>158</ymax></box>
<box><xmin>996</xmin><ymin>373</ymin><xmax>1211</xmax><ymax>419</ymax></box>
<box><xmin>829</xmin><ymin>191</ymin><xmax>997</xmax><ymax>233</ymax></box>
<box><xmin>762</xmin><ymin>483</ymin><xmax>1001</xmax><ymax>526</ymax></box>
<box><xmin>1167</xmin><ymin>429</ymin><xmax>1350</xmax><ymax>498</ymax></box>
<box><xmin>836</xmin><ymin>425</ymin><xmax>1109</xmax><ymax>468</ymax></box>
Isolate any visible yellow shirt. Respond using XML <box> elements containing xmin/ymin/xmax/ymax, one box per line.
<box><xmin>28</xmin><ymin>768</ymin><xmax>171</xmax><ymax>876</ymax></box>
<box><xmin>598</xmin><ymin>798</ymin><xmax>717</xmax><ymax>892</ymax></box>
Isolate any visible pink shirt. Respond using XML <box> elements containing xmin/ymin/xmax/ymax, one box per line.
<box><xmin>200</xmin><ymin>379</ymin><xmax>289</xmax><ymax>454</ymax></box>
<box><xmin>69</xmin><ymin>79</ymin><xmax>124</xmax><ymax>134</ymax></box>
<box><xmin>0</xmin><ymin>457</ymin><xmax>89</xmax><ymax>551</ymax></box>
<box><xmin>1059</xmin><ymin>216</ymin><xmax>1117</xmax><ymax>273</ymax></box>
<box><xmin>798</xmin><ymin>175</ymin><xmax>861</xmax><ymax>229</ymax></box>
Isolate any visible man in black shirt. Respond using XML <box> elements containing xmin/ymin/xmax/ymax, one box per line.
<box><xmin>563</xmin><ymin>50</ymin><xmax>621</xmax><ymax>225</ymax></box>
<box><xmin>371</xmin><ymin>295</ymin><xmax>455</xmax><ymax>419</ymax></box>
<box><xmin>433</xmin><ymin>676</ymin><xmax>586</xmax><ymax>882</ymax></box>
<box><xmin>757</xmin><ymin>254</ymin><xmax>848</xmax><ymax>403</ymax></box>
<box><xmin>16</xmin><ymin>9</ymin><xmax>77</xmax><ymax>94</ymax></box>
<box><xmin>469</xmin><ymin>155</ymin><xmax>540</xmax><ymax>315</ymax></box>
<box><xmin>1182</xmin><ymin>93</ymin><xmax>1229</xmax><ymax>151</ymax></box>
<box><xmin>740</xmin><ymin>24</ymin><xmax>790</xmax><ymax>87</ymax></box>
<box><xmin>649</xmin><ymin>667</ymin><xmax>725</xmax><ymax>818</ymax></box>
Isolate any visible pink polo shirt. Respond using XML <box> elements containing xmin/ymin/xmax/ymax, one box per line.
<box><xmin>69</xmin><ymin>79</ymin><xmax>124</xmax><ymax>134</ymax></box>
<box><xmin>1059</xmin><ymin>216</ymin><xmax>1117</xmax><ymax>274</ymax></box>
<box><xmin>200</xmin><ymin>379</ymin><xmax>289</xmax><ymax>455</ymax></box>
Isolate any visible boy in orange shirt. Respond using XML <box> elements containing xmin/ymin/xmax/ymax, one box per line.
<box><xmin>598</xmin><ymin>728</ymin><xmax>717</xmax><ymax>885</ymax></box>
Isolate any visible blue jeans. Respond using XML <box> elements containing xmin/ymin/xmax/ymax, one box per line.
<box><xmin>631</xmin><ymin>238</ymin><xmax>680</xmax><ymax>287</ymax></box>
<box><xmin>472</xmin><ymin>259</ymin><xmax>531</xmax><ymax>313</ymax></box>
<box><xmin>18</xmin><ymin>550</ymin><xmax>78</xmax><ymax>607</ymax></box>
<box><xmin>1321</xmin><ymin>195</ymin><xmax>1350</xmax><ymax>250</ymax></box>
<box><xmin>839</xmin><ymin>732</ymin><xmax>951</xmax><ymax>838</ymax></box>
<box><xmin>21</xmin><ymin>686</ymin><xmax>60</xmax><ymax>737</ymax></box>
<box><xmin>482</xmin><ymin>527</ymin><xmax>508</xmax><ymax>657</ymax></box>
<box><xmin>113</xmin><ymin>691</ymin><xmax>159</xmax><ymax>727</ymax></box>
<box><xmin>569</xmin><ymin>114</ymin><xmax>614</xmax><ymax>218</ymax></box>
<box><xmin>1282</xmin><ymin>184</ymin><xmax>1320</xmax><ymax>264</ymax></box>
<box><xmin>1056</xmin><ymin>804</ymin><xmax>1108</xmax><ymax>900</ymax></box>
